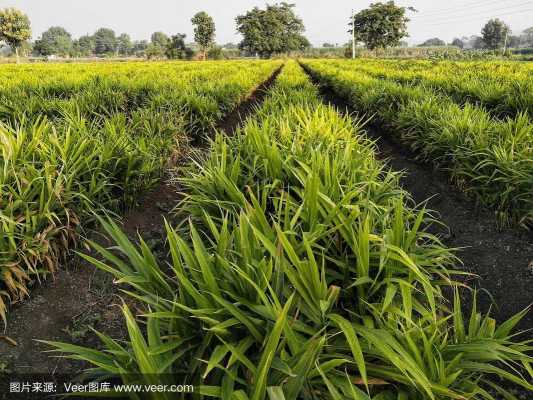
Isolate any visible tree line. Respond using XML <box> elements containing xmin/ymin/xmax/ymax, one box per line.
<box><xmin>0</xmin><ymin>8</ymin><xmax>217</xmax><ymax>60</ymax></box>
<box><xmin>0</xmin><ymin>2</ymin><xmax>309</xmax><ymax>60</ymax></box>
<box><xmin>419</xmin><ymin>20</ymin><xmax>533</xmax><ymax>50</ymax></box>
<box><xmin>349</xmin><ymin>2</ymin><xmax>532</xmax><ymax>52</ymax></box>
<box><xmin>1</xmin><ymin>2</ymin><xmax>532</xmax><ymax>62</ymax></box>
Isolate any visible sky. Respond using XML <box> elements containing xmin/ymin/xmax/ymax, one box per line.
<box><xmin>1</xmin><ymin>0</ymin><xmax>532</xmax><ymax>46</ymax></box>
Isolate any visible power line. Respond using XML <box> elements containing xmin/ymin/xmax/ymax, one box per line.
<box><xmin>414</xmin><ymin>7</ymin><xmax>533</xmax><ymax>27</ymax></box>
<box><xmin>412</xmin><ymin>2</ymin><xmax>533</xmax><ymax>24</ymax></box>
<box><xmin>414</xmin><ymin>0</ymin><xmax>521</xmax><ymax>17</ymax></box>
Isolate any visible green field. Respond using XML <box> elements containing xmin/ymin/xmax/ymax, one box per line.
<box><xmin>1</xmin><ymin>59</ymin><xmax>532</xmax><ymax>399</ymax></box>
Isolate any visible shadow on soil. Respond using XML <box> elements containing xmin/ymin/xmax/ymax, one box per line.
<box><xmin>0</xmin><ymin>65</ymin><xmax>284</xmax><ymax>376</ymax></box>
<box><xmin>301</xmin><ymin>64</ymin><xmax>533</xmax><ymax>332</ymax></box>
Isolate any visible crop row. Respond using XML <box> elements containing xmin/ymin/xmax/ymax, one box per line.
<box><xmin>342</xmin><ymin>60</ymin><xmax>533</xmax><ymax>119</ymax></box>
<box><xmin>0</xmin><ymin>61</ymin><xmax>280</xmax><ymax>135</ymax></box>
<box><xmin>46</xmin><ymin>61</ymin><xmax>532</xmax><ymax>399</ymax></box>
<box><xmin>337</xmin><ymin>59</ymin><xmax>533</xmax><ymax>119</ymax></box>
<box><xmin>302</xmin><ymin>60</ymin><xmax>533</xmax><ymax>228</ymax></box>
<box><xmin>0</xmin><ymin>60</ymin><xmax>281</xmax><ymax>322</ymax></box>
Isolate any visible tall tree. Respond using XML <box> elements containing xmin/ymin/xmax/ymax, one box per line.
<box><xmin>165</xmin><ymin>33</ymin><xmax>193</xmax><ymax>59</ymax></box>
<box><xmin>236</xmin><ymin>2</ymin><xmax>309</xmax><ymax>58</ymax></box>
<box><xmin>507</xmin><ymin>35</ymin><xmax>521</xmax><ymax>48</ymax></box>
<box><xmin>116</xmin><ymin>33</ymin><xmax>133</xmax><ymax>56</ymax></box>
<box><xmin>73</xmin><ymin>34</ymin><xmax>95</xmax><ymax>56</ymax></box>
<box><xmin>34</xmin><ymin>26</ymin><xmax>72</xmax><ymax>56</ymax></box>
<box><xmin>191</xmin><ymin>11</ymin><xmax>215</xmax><ymax>60</ymax></box>
<box><xmin>94</xmin><ymin>28</ymin><xmax>117</xmax><ymax>55</ymax></box>
<box><xmin>350</xmin><ymin>1</ymin><xmax>414</xmax><ymax>50</ymax></box>
<box><xmin>146</xmin><ymin>31</ymin><xmax>169</xmax><ymax>58</ymax></box>
<box><xmin>0</xmin><ymin>7</ymin><xmax>31</xmax><ymax>62</ymax></box>
<box><xmin>151</xmin><ymin>31</ymin><xmax>169</xmax><ymax>48</ymax></box>
<box><xmin>481</xmin><ymin>18</ymin><xmax>510</xmax><ymax>50</ymax></box>
<box><xmin>522</xmin><ymin>27</ymin><xmax>533</xmax><ymax>46</ymax></box>
<box><xmin>132</xmin><ymin>40</ymin><xmax>148</xmax><ymax>57</ymax></box>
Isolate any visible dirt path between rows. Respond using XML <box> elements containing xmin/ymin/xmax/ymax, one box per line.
<box><xmin>0</xmin><ymin>65</ymin><xmax>283</xmax><ymax>378</ymax></box>
<box><xmin>303</xmin><ymin>66</ymin><xmax>533</xmax><ymax>331</ymax></box>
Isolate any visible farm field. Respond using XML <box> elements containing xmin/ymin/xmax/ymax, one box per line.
<box><xmin>0</xmin><ymin>59</ymin><xmax>532</xmax><ymax>399</ymax></box>
<box><xmin>1</xmin><ymin>0</ymin><xmax>532</xmax><ymax>397</ymax></box>
<box><xmin>302</xmin><ymin>59</ymin><xmax>533</xmax><ymax>228</ymax></box>
<box><xmin>0</xmin><ymin>60</ymin><xmax>281</xmax><ymax>322</ymax></box>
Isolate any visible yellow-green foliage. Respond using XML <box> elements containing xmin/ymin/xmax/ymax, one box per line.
<box><xmin>0</xmin><ymin>60</ymin><xmax>281</xmax><ymax>322</ymax></box>
<box><xmin>45</xmin><ymin>61</ymin><xmax>532</xmax><ymax>400</ymax></box>
<box><xmin>303</xmin><ymin>59</ymin><xmax>533</xmax><ymax>227</ymax></box>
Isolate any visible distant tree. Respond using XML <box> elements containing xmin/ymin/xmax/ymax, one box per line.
<box><xmin>94</xmin><ymin>28</ymin><xmax>117</xmax><ymax>55</ymax></box>
<box><xmin>146</xmin><ymin>31</ymin><xmax>169</xmax><ymax>58</ymax></box>
<box><xmin>507</xmin><ymin>35</ymin><xmax>521</xmax><ymax>48</ymax></box>
<box><xmin>132</xmin><ymin>40</ymin><xmax>148</xmax><ymax>57</ymax></box>
<box><xmin>236</xmin><ymin>2</ymin><xmax>310</xmax><ymax>58</ymax></box>
<box><xmin>418</xmin><ymin>37</ymin><xmax>446</xmax><ymax>47</ymax></box>
<box><xmin>322</xmin><ymin>42</ymin><xmax>335</xmax><ymax>48</ymax></box>
<box><xmin>191</xmin><ymin>11</ymin><xmax>216</xmax><ymax>60</ymax></box>
<box><xmin>350</xmin><ymin>2</ymin><xmax>414</xmax><ymax>50</ymax></box>
<box><xmin>207</xmin><ymin>45</ymin><xmax>224</xmax><ymax>60</ymax></box>
<box><xmin>451</xmin><ymin>38</ymin><xmax>464</xmax><ymax>48</ymax></box>
<box><xmin>34</xmin><ymin>26</ymin><xmax>72</xmax><ymax>56</ymax></box>
<box><xmin>481</xmin><ymin>18</ymin><xmax>510</xmax><ymax>50</ymax></box>
<box><xmin>73</xmin><ymin>35</ymin><xmax>95</xmax><ymax>56</ymax></box>
<box><xmin>151</xmin><ymin>31</ymin><xmax>169</xmax><ymax>48</ymax></box>
<box><xmin>165</xmin><ymin>34</ymin><xmax>193</xmax><ymax>59</ymax></box>
<box><xmin>146</xmin><ymin>44</ymin><xmax>164</xmax><ymax>59</ymax></box>
<box><xmin>0</xmin><ymin>7</ymin><xmax>31</xmax><ymax>62</ymax></box>
<box><xmin>222</xmin><ymin>42</ymin><xmax>238</xmax><ymax>49</ymax></box>
<box><xmin>398</xmin><ymin>40</ymin><xmax>409</xmax><ymax>47</ymax></box>
<box><xmin>116</xmin><ymin>33</ymin><xmax>133</xmax><ymax>56</ymax></box>
<box><xmin>472</xmin><ymin>35</ymin><xmax>485</xmax><ymax>49</ymax></box>
<box><xmin>19</xmin><ymin>40</ymin><xmax>32</xmax><ymax>57</ymax></box>
<box><xmin>521</xmin><ymin>27</ymin><xmax>533</xmax><ymax>46</ymax></box>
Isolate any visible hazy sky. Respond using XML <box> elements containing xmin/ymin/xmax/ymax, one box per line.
<box><xmin>1</xmin><ymin>0</ymin><xmax>532</xmax><ymax>46</ymax></box>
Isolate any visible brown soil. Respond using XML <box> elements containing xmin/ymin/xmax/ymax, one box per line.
<box><xmin>303</xmin><ymin>66</ymin><xmax>533</xmax><ymax>331</ymax></box>
<box><xmin>216</xmin><ymin>65</ymin><xmax>283</xmax><ymax>136</ymax></box>
<box><xmin>0</xmin><ymin>182</ymin><xmax>180</xmax><ymax>377</ymax></box>
<box><xmin>0</xmin><ymin>66</ymin><xmax>282</xmax><ymax>379</ymax></box>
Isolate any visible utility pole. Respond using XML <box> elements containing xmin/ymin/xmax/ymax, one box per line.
<box><xmin>352</xmin><ymin>9</ymin><xmax>356</xmax><ymax>59</ymax></box>
<box><xmin>502</xmin><ymin>29</ymin><xmax>509</xmax><ymax>56</ymax></box>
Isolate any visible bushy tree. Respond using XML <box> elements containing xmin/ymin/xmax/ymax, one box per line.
<box><xmin>481</xmin><ymin>18</ymin><xmax>510</xmax><ymax>50</ymax></box>
<box><xmin>507</xmin><ymin>35</ymin><xmax>521</xmax><ymax>48</ymax></box>
<box><xmin>350</xmin><ymin>1</ymin><xmax>415</xmax><ymax>50</ymax></box>
<box><xmin>418</xmin><ymin>37</ymin><xmax>446</xmax><ymax>47</ymax></box>
<box><xmin>222</xmin><ymin>42</ymin><xmax>238</xmax><ymax>49</ymax></box>
<box><xmin>132</xmin><ymin>40</ymin><xmax>148</xmax><ymax>57</ymax></box>
<box><xmin>236</xmin><ymin>2</ymin><xmax>310</xmax><ymax>58</ymax></box>
<box><xmin>151</xmin><ymin>31</ymin><xmax>169</xmax><ymax>48</ymax></box>
<box><xmin>94</xmin><ymin>28</ymin><xmax>117</xmax><ymax>55</ymax></box>
<box><xmin>523</xmin><ymin>27</ymin><xmax>533</xmax><ymax>46</ymax></box>
<box><xmin>146</xmin><ymin>31</ymin><xmax>169</xmax><ymax>58</ymax></box>
<box><xmin>0</xmin><ymin>7</ymin><xmax>31</xmax><ymax>62</ymax></box>
<box><xmin>73</xmin><ymin>35</ymin><xmax>95</xmax><ymax>56</ymax></box>
<box><xmin>145</xmin><ymin>44</ymin><xmax>164</xmax><ymax>59</ymax></box>
<box><xmin>472</xmin><ymin>35</ymin><xmax>485</xmax><ymax>49</ymax></box>
<box><xmin>116</xmin><ymin>33</ymin><xmax>133</xmax><ymax>56</ymax></box>
<box><xmin>451</xmin><ymin>38</ymin><xmax>464</xmax><ymax>48</ymax></box>
<box><xmin>191</xmin><ymin>11</ymin><xmax>215</xmax><ymax>60</ymax></box>
<box><xmin>34</xmin><ymin>26</ymin><xmax>72</xmax><ymax>56</ymax></box>
<box><xmin>165</xmin><ymin>33</ymin><xmax>193</xmax><ymax>59</ymax></box>
<box><xmin>207</xmin><ymin>45</ymin><xmax>224</xmax><ymax>60</ymax></box>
